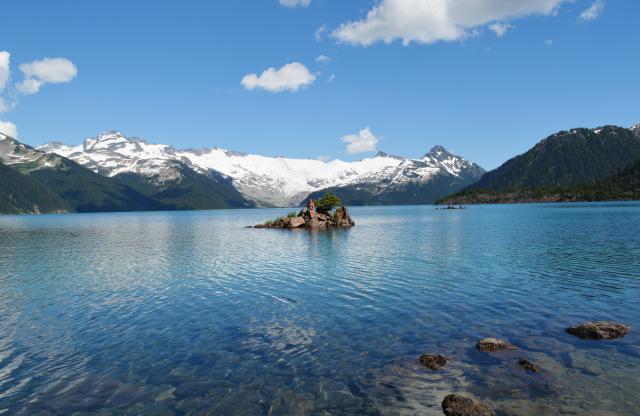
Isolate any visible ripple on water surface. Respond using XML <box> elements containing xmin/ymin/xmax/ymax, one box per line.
<box><xmin>0</xmin><ymin>204</ymin><xmax>639</xmax><ymax>415</ymax></box>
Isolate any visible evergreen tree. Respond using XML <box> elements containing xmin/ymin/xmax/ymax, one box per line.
<box><xmin>315</xmin><ymin>193</ymin><xmax>342</xmax><ymax>212</ymax></box>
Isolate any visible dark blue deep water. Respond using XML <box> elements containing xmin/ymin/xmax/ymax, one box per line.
<box><xmin>1</xmin><ymin>203</ymin><xmax>639</xmax><ymax>415</ymax></box>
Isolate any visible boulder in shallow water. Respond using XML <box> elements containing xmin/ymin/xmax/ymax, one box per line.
<box><xmin>518</xmin><ymin>358</ymin><xmax>539</xmax><ymax>372</ymax></box>
<box><xmin>565</xmin><ymin>321</ymin><xmax>630</xmax><ymax>340</ymax></box>
<box><xmin>442</xmin><ymin>394</ymin><xmax>495</xmax><ymax>416</ymax></box>
<box><xmin>476</xmin><ymin>338</ymin><xmax>517</xmax><ymax>351</ymax></box>
<box><xmin>334</xmin><ymin>206</ymin><xmax>355</xmax><ymax>227</ymax></box>
<box><xmin>419</xmin><ymin>353</ymin><xmax>446</xmax><ymax>370</ymax></box>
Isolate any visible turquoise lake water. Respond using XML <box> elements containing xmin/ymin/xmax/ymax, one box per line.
<box><xmin>1</xmin><ymin>203</ymin><xmax>639</xmax><ymax>415</ymax></box>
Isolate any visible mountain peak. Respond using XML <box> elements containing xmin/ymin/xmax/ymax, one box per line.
<box><xmin>84</xmin><ymin>131</ymin><xmax>131</xmax><ymax>151</ymax></box>
<box><xmin>631</xmin><ymin>123</ymin><xmax>640</xmax><ymax>132</ymax></box>
<box><xmin>38</xmin><ymin>141</ymin><xmax>69</xmax><ymax>153</ymax></box>
<box><xmin>424</xmin><ymin>145</ymin><xmax>453</xmax><ymax>160</ymax></box>
<box><xmin>97</xmin><ymin>130</ymin><xmax>125</xmax><ymax>139</ymax></box>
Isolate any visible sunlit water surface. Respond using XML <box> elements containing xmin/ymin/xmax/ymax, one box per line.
<box><xmin>1</xmin><ymin>203</ymin><xmax>639</xmax><ymax>415</ymax></box>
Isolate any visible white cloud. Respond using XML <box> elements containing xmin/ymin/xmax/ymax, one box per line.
<box><xmin>0</xmin><ymin>97</ymin><xmax>8</xmax><ymax>114</ymax></box>
<box><xmin>16</xmin><ymin>78</ymin><xmax>43</xmax><ymax>95</ymax></box>
<box><xmin>545</xmin><ymin>39</ymin><xmax>554</xmax><ymax>46</ymax></box>
<box><xmin>579</xmin><ymin>0</ymin><xmax>605</xmax><ymax>22</ymax></box>
<box><xmin>327</xmin><ymin>74</ymin><xmax>336</xmax><ymax>83</ymax></box>
<box><xmin>241</xmin><ymin>62</ymin><xmax>316</xmax><ymax>93</ymax></box>
<box><xmin>332</xmin><ymin>0</ymin><xmax>570</xmax><ymax>46</ymax></box>
<box><xmin>489</xmin><ymin>22</ymin><xmax>514</xmax><ymax>37</ymax></box>
<box><xmin>279</xmin><ymin>0</ymin><xmax>311</xmax><ymax>8</ymax></box>
<box><xmin>0</xmin><ymin>120</ymin><xmax>17</xmax><ymax>138</ymax></box>
<box><xmin>315</xmin><ymin>24</ymin><xmax>327</xmax><ymax>41</ymax></box>
<box><xmin>0</xmin><ymin>51</ymin><xmax>9</xmax><ymax>92</ymax></box>
<box><xmin>341</xmin><ymin>127</ymin><xmax>379</xmax><ymax>154</ymax></box>
<box><xmin>17</xmin><ymin>57</ymin><xmax>77</xmax><ymax>95</ymax></box>
<box><xmin>315</xmin><ymin>54</ymin><xmax>331</xmax><ymax>63</ymax></box>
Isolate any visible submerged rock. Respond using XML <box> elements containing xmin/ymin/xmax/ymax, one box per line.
<box><xmin>565</xmin><ymin>321</ymin><xmax>630</xmax><ymax>340</ymax></box>
<box><xmin>518</xmin><ymin>358</ymin><xmax>539</xmax><ymax>372</ymax></box>
<box><xmin>419</xmin><ymin>353</ymin><xmax>446</xmax><ymax>370</ymax></box>
<box><xmin>476</xmin><ymin>338</ymin><xmax>517</xmax><ymax>351</ymax></box>
<box><xmin>442</xmin><ymin>394</ymin><xmax>495</xmax><ymax>416</ymax></box>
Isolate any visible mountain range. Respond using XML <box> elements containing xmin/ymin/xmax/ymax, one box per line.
<box><xmin>38</xmin><ymin>132</ymin><xmax>484</xmax><ymax>207</ymax></box>
<box><xmin>3</xmin><ymin>122</ymin><xmax>640</xmax><ymax>215</ymax></box>
<box><xmin>0</xmin><ymin>131</ymin><xmax>484</xmax><ymax>214</ymax></box>
<box><xmin>439</xmin><ymin>123</ymin><xmax>640</xmax><ymax>204</ymax></box>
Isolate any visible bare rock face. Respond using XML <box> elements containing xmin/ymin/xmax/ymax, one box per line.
<box><xmin>518</xmin><ymin>359</ymin><xmax>539</xmax><ymax>372</ymax></box>
<box><xmin>442</xmin><ymin>394</ymin><xmax>495</xmax><ymax>416</ymax></box>
<box><xmin>419</xmin><ymin>354</ymin><xmax>447</xmax><ymax>370</ymax></box>
<box><xmin>476</xmin><ymin>338</ymin><xmax>517</xmax><ymax>352</ymax></box>
<box><xmin>565</xmin><ymin>321</ymin><xmax>630</xmax><ymax>340</ymax></box>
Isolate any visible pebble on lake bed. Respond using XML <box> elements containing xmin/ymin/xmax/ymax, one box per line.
<box><xmin>419</xmin><ymin>353</ymin><xmax>446</xmax><ymax>369</ymax></box>
<box><xmin>476</xmin><ymin>338</ymin><xmax>518</xmax><ymax>351</ymax></box>
<box><xmin>565</xmin><ymin>321</ymin><xmax>630</xmax><ymax>340</ymax></box>
<box><xmin>518</xmin><ymin>359</ymin><xmax>539</xmax><ymax>372</ymax></box>
<box><xmin>442</xmin><ymin>394</ymin><xmax>495</xmax><ymax>416</ymax></box>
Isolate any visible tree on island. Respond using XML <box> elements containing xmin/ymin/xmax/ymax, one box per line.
<box><xmin>315</xmin><ymin>193</ymin><xmax>342</xmax><ymax>213</ymax></box>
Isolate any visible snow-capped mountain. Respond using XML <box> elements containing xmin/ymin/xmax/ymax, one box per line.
<box><xmin>39</xmin><ymin>131</ymin><xmax>485</xmax><ymax>207</ymax></box>
<box><xmin>37</xmin><ymin>132</ymin><xmax>184</xmax><ymax>183</ymax></box>
<box><xmin>1</xmin><ymin>132</ymin><xmax>66</xmax><ymax>171</ymax></box>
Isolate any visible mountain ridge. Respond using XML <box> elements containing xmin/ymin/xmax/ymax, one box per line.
<box><xmin>0</xmin><ymin>160</ymin><xmax>72</xmax><ymax>214</ymax></box>
<box><xmin>467</xmin><ymin>125</ymin><xmax>640</xmax><ymax>190</ymax></box>
<box><xmin>438</xmin><ymin>123</ymin><xmax>640</xmax><ymax>205</ymax></box>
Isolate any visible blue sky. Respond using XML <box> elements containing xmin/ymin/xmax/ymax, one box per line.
<box><xmin>1</xmin><ymin>0</ymin><xmax>638</xmax><ymax>169</ymax></box>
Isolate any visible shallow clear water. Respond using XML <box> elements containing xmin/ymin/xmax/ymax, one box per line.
<box><xmin>1</xmin><ymin>203</ymin><xmax>639</xmax><ymax>415</ymax></box>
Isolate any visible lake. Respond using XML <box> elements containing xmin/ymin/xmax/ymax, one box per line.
<box><xmin>1</xmin><ymin>203</ymin><xmax>639</xmax><ymax>415</ymax></box>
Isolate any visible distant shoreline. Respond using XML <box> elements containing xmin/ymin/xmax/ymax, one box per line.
<box><xmin>437</xmin><ymin>189</ymin><xmax>640</xmax><ymax>206</ymax></box>
<box><xmin>5</xmin><ymin>199</ymin><xmax>640</xmax><ymax>216</ymax></box>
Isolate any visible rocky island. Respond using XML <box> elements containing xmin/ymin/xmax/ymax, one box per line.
<box><xmin>252</xmin><ymin>194</ymin><xmax>355</xmax><ymax>230</ymax></box>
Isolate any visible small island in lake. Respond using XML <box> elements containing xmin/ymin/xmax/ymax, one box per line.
<box><xmin>252</xmin><ymin>194</ymin><xmax>355</xmax><ymax>230</ymax></box>
<box><xmin>436</xmin><ymin>205</ymin><xmax>466</xmax><ymax>210</ymax></box>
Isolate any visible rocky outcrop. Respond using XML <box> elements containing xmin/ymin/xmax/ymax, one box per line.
<box><xmin>333</xmin><ymin>206</ymin><xmax>355</xmax><ymax>227</ymax></box>
<box><xmin>442</xmin><ymin>394</ymin><xmax>495</xmax><ymax>416</ymax></box>
<box><xmin>253</xmin><ymin>206</ymin><xmax>355</xmax><ymax>230</ymax></box>
<box><xmin>476</xmin><ymin>338</ymin><xmax>517</xmax><ymax>351</ymax></box>
<box><xmin>419</xmin><ymin>354</ymin><xmax>446</xmax><ymax>370</ymax></box>
<box><xmin>565</xmin><ymin>321</ymin><xmax>630</xmax><ymax>340</ymax></box>
<box><xmin>288</xmin><ymin>216</ymin><xmax>305</xmax><ymax>228</ymax></box>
